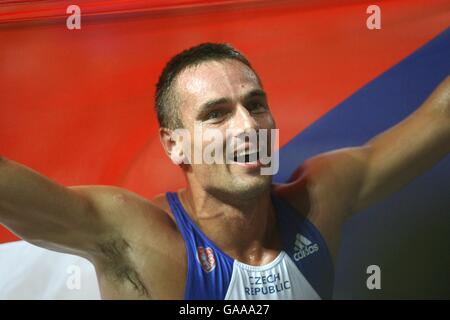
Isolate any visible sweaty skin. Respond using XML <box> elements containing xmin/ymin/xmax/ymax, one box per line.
<box><xmin>0</xmin><ymin>60</ymin><xmax>449</xmax><ymax>299</ymax></box>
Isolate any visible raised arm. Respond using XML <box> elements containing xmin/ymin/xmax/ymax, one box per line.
<box><xmin>0</xmin><ymin>157</ymin><xmax>187</xmax><ymax>298</ymax></box>
<box><xmin>0</xmin><ymin>157</ymin><xmax>125</xmax><ymax>260</ymax></box>
<box><xmin>289</xmin><ymin>76</ymin><xmax>450</xmax><ymax>222</ymax></box>
<box><xmin>276</xmin><ymin>77</ymin><xmax>450</xmax><ymax>259</ymax></box>
<box><xmin>350</xmin><ymin>76</ymin><xmax>450</xmax><ymax>213</ymax></box>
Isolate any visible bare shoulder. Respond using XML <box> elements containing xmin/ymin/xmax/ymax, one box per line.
<box><xmin>69</xmin><ymin>186</ymin><xmax>186</xmax><ymax>299</ymax></box>
<box><xmin>68</xmin><ymin>185</ymin><xmax>182</xmax><ymax>252</ymax></box>
<box><xmin>276</xmin><ymin>147</ymin><xmax>369</xmax><ymax>212</ymax></box>
<box><xmin>273</xmin><ymin>147</ymin><xmax>370</xmax><ymax>260</ymax></box>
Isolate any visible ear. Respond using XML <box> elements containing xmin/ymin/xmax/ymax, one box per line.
<box><xmin>159</xmin><ymin>127</ymin><xmax>186</xmax><ymax>165</ymax></box>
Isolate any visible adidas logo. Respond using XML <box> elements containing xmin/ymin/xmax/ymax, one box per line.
<box><xmin>293</xmin><ymin>234</ymin><xmax>319</xmax><ymax>261</ymax></box>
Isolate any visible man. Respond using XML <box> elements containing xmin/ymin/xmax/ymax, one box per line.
<box><xmin>0</xmin><ymin>43</ymin><xmax>449</xmax><ymax>300</ymax></box>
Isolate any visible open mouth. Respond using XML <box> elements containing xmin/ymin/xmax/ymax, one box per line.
<box><xmin>233</xmin><ymin>151</ymin><xmax>260</xmax><ymax>163</ymax></box>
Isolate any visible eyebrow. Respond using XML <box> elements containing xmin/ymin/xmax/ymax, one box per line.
<box><xmin>197</xmin><ymin>89</ymin><xmax>267</xmax><ymax>115</ymax></box>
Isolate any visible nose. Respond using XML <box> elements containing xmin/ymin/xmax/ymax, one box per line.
<box><xmin>231</xmin><ymin>104</ymin><xmax>259</xmax><ymax>134</ymax></box>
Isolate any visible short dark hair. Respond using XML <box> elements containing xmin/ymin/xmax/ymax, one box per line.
<box><xmin>155</xmin><ymin>43</ymin><xmax>257</xmax><ymax>129</ymax></box>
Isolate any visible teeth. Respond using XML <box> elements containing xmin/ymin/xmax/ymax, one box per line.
<box><xmin>234</xmin><ymin>152</ymin><xmax>259</xmax><ymax>163</ymax></box>
<box><xmin>236</xmin><ymin>153</ymin><xmax>251</xmax><ymax>158</ymax></box>
<box><xmin>235</xmin><ymin>150</ymin><xmax>258</xmax><ymax>157</ymax></box>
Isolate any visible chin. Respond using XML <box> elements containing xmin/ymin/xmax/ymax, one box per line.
<box><xmin>208</xmin><ymin>175</ymin><xmax>272</xmax><ymax>202</ymax></box>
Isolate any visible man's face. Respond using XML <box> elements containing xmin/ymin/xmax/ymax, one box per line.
<box><xmin>173</xmin><ymin>59</ymin><xmax>276</xmax><ymax>200</ymax></box>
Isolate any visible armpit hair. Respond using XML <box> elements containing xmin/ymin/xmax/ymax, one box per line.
<box><xmin>97</xmin><ymin>237</ymin><xmax>150</xmax><ymax>298</ymax></box>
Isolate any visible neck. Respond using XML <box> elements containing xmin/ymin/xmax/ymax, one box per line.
<box><xmin>178</xmin><ymin>183</ymin><xmax>280</xmax><ymax>264</ymax></box>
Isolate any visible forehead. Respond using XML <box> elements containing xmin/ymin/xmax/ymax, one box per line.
<box><xmin>175</xmin><ymin>59</ymin><xmax>261</xmax><ymax>109</ymax></box>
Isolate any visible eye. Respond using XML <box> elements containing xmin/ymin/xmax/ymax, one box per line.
<box><xmin>206</xmin><ymin>110</ymin><xmax>225</xmax><ymax>121</ymax></box>
<box><xmin>247</xmin><ymin>100</ymin><xmax>267</xmax><ymax>113</ymax></box>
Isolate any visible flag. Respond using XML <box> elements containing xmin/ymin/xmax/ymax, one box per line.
<box><xmin>0</xmin><ymin>0</ymin><xmax>449</xmax><ymax>299</ymax></box>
